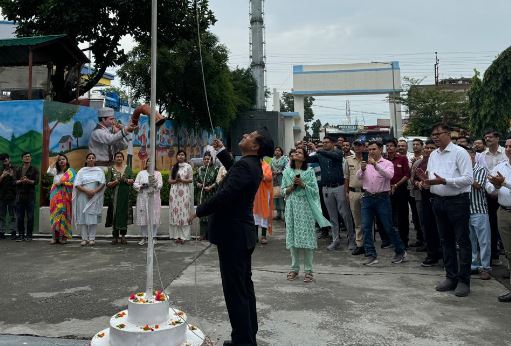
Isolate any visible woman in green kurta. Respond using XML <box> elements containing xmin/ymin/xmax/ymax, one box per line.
<box><xmin>193</xmin><ymin>152</ymin><xmax>218</xmax><ymax>239</ymax></box>
<box><xmin>106</xmin><ymin>152</ymin><xmax>134</xmax><ymax>245</ymax></box>
<box><xmin>282</xmin><ymin>147</ymin><xmax>331</xmax><ymax>283</ymax></box>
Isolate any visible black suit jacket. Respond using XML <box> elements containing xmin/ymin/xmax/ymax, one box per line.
<box><xmin>196</xmin><ymin>149</ymin><xmax>262</xmax><ymax>249</ymax></box>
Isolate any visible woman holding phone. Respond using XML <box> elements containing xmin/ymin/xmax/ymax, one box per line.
<box><xmin>281</xmin><ymin>147</ymin><xmax>331</xmax><ymax>283</ymax></box>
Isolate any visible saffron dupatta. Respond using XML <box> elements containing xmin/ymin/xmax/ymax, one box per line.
<box><xmin>253</xmin><ymin>160</ymin><xmax>274</xmax><ymax>234</ymax></box>
<box><xmin>49</xmin><ymin>168</ymin><xmax>76</xmax><ymax>239</ymax></box>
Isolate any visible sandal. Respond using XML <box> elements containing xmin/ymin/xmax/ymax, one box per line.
<box><xmin>303</xmin><ymin>273</ymin><xmax>314</xmax><ymax>283</ymax></box>
<box><xmin>286</xmin><ymin>271</ymin><xmax>299</xmax><ymax>281</ymax></box>
<box><xmin>111</xmin><ymin>238</ymin><xmax>119</xmax><ymax>245</ymax></box>
<box><xmin>260</xmin><ymin>237</ymin><xmax>268</xmax><ymax>245</ymax></box>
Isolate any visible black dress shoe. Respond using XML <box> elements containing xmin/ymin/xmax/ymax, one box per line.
<box><xmin>421</xmin><ymin>257</ymin><xmax>438</xmax><ymax>267</ymax></box>
<box><xmin>435</xmin><ymin>278</ymin><xmax>457</xmax><ymax>292</ymax></box>
<box><xmin>498</xmin><ymin>292</ymin><xmax>511</xmax><ymax>302</ymax></box>
<box><xmin>351</xmin><ymin>246</ymin><xmax>365</xmax><ymax>256</ymax></box>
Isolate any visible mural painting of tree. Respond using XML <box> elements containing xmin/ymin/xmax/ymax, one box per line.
<box><xmin>42</xmin><ymin>102</ymin><xmax>79</xmax><ymax>172</ymax></box>
<box><xmin>72</xmin><ymin>121</ymin><xmax>83</xmax><ymax>148</ymax></box>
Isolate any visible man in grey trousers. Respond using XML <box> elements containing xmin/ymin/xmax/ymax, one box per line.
<box><xmin>308</xmin><ymin>136</ymin><xmax>355</xmax><ymax>250</ymax></box>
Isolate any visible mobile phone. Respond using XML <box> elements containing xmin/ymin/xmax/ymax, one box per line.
<box><xmin>362</xmin><ymin>152</ymin><xmax>369</xmax><ymax>162</ymax></box>
<box><xmin>295</xmin><ymin>174</ymin><xmax>301</xmax><ymax>178</ymax></box>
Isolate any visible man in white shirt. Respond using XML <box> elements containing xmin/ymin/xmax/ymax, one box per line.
<box><xmin>420</xmin><ymin>123</ymin><xmax>473</xmax><ymax>297</ymax></box>
<box><xmin>483</xmin><ymin>130</ymin><xmax>507</xmax><ymax>265</ymax></box>
<box><xmin>485</xmin><ymin>137</ymin><xmax>511</xmax><ymax>303</ymax></box>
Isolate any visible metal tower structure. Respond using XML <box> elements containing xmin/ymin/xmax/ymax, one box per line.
<box><xmin>249</xmin><ymin>0</ymin><xmax>266</xmax><ymax>110</ymax></box>
<box><xmin>345</xmin><ymin>100</ymin><xmax>352</xmax><ymax>124</ymax></box>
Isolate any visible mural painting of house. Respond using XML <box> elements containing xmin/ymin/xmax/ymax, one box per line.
<box><xmin>58</xmin><ymin>135</ymin><xmax>73</xmax><ymax>152</ymax></box>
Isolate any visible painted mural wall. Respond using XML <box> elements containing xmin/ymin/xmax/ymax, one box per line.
<box><xmin>0</xmin><ymin>100</ymin><xmax>224</xmax><ymax>210</ymax></box>
<box><xmin>43</xmin><ymin>101</ymin><xmax>223</xmax><ymax>172</ymax></box>
<box><xmin>0</xmin><ymin>100</ymin><xmax>44</xmax><ymax>228</ymax></box>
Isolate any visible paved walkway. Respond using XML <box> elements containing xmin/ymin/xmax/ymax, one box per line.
<box><xmin>0</xmin><ymin>221</ymin><xmax>510</xmax><ymax>345</ymax></box>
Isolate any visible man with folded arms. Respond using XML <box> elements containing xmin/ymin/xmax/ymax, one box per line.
<box><xmin>356</xmin><ymin>141</ymin><xmax>407</xmax><ymax>266</ymax></box>
<box><xmin>485</xmin><ymin>137</ymin><xmax>511</xmax><ymax>302</ymax></box>
<box><xmin>421</xmin><ymin>123</ymin><xmax>473</xmax><ymax>297</ymax></box>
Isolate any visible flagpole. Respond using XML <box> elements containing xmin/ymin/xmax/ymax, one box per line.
<box><xmin>145</xmin><ymin>0</ymin><xmax>158</xmax><ymax>300</ymax></box>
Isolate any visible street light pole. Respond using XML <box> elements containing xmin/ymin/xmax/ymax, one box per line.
<box><xmin>391</xmin><ymin>62</ymin><xmax>398</xmax><ymax>138</ymax></box>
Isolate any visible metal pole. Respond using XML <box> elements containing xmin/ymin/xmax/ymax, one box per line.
<box><xmin>391</xmin><ymin>62</ymin><xmax>398</xmax><ymax>138</ymax></box>
<box><xmin>28</xmin><ymin>47</ymin><xmax>33</xmax><ymax>100</ymax></box>
<box><xmin>145</xmin><ymin>0</ymin><xmax>157</xmax><ymax>301</ymax></box>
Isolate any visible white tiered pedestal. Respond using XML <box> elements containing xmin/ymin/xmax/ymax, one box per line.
<box><xmin>90</xmin><ymin>293</ymin><xmax>204</xmax><ymax>346</ymax></box>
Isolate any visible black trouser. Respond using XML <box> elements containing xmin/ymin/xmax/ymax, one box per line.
<box><xmin>217</xmin><ymin>244</ymin><xmax>257</xmax><ymax>345</ymax></box>
<box><xmin>0</xmin><ymin>199</ymin><xmax>16</xmax><ymax>237</ymax></box>
<box><xmin>112</xmin><ymin>228</ymin><xmax>127</xmax><ymax>238</ymax></box>
<box><xmin>391</xmin><ymin>184</ymin><xmax>410</xmax><ymax>247</ymax></box>
<box><xmin>431</xmin><ymin>193</ymin><xmax>472</xmax><ymax>285</ymax></box>
<box><xmin>318</xmin><ymin>184</ymin><xmax>330</xmax><ymax>233</ymax></box>
<box><xmin>486</xmin><ymin>194</ymin><xmax>501</xmax><ymax>260</ymax></box>
<box><xmin>409</xmin><ymin>194</ymin><xmax>424</xmax><ymax>243</ymax></box>
<box><xmin>16</xmin><ymin>198</ymin><xmax>34</xmax><ymax>238</ymax></box>
<box><xmin>421</xmin><ymin>190</ymin><xmax>442</xmax><ymax>260</ymax></box>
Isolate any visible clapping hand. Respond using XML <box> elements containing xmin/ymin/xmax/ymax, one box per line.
<box><xmin>423</xmin><ymin>173</ymin><xmax>446</xmax><ymax>188</ymax></box>
<box><xmin>488</xmin><ymin>171</ymin><xmax>505</xmax><ymax>188</ymax></box>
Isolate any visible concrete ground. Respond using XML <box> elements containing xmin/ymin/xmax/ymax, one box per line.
<box><xmin>0</xmin><ymin>221</ymin><xmax>510</xmax><ymax>346</ymax></box>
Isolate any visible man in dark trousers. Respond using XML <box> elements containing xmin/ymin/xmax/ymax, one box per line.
<box><xmin>189</xmin><ymin>129</ymin><xmax>274</xmax><ymax>346</ymax></box>
<box><xmin>14</xmin><ymin>152</ymin><xmax>39</xmax><ymax>241</ymax></box>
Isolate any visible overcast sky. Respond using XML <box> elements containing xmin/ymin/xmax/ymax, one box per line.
<box><xmin>3</xmin><ymin>1</ymin><xmax>511</xmax><ymax>126</ymax></box>
<box><xmin>208</xmin><ymin>0</ymin><xmax>511</xmax><ymax>125</ymax></box>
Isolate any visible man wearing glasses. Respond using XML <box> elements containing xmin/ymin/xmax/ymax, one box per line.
<box><xmin>419</xmin><ymin>123</ymin><xmax>473</xmax><ymax>297</ymax></box>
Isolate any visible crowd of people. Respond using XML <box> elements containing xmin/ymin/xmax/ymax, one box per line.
<box><xmin>1</xmin><ymin>118</ymin><xmax>510</xmax><ymax>304</ymax></box>
<box><xmin>268</xmin><ymin>124</ymin><xmax>510</xmax><ymax>301</ymax></box>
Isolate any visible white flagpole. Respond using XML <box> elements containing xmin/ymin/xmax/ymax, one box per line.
<box><xmin>145</xmin><ymin>0</ymin><xmax>158</xmax><ymax>300</ymax></box>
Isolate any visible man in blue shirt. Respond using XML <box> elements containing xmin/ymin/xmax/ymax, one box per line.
<box><xmin>309</xmin><ymin>136</ymin><xmax>355</xmax><ymax>250</ymax></box>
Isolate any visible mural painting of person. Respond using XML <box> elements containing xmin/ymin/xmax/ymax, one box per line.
<box><xmin>88</xmin><ymin>107</ymin><xmax>137</xmax><ymax>169</ymax></box>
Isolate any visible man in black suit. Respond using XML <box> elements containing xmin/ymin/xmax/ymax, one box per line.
<box><xmin>189</xmin><ymin>129</ymin><xmax>274</xmax><ymax>346</ymax></box>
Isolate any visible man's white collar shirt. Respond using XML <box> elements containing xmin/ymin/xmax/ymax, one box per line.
<box><xmin>484</xmin><ymin>146</ymin><xmax>506</xmax><ymax>171</ymax></box>
<box><xmin>485</xmin><ymin>160</ymin><xmax>511</xmax><ymax>207</ymax></box>
<box><xmin>426</xmin><ymin>142</ymin><xmax>473</xmax><ymax>196</ymax></box>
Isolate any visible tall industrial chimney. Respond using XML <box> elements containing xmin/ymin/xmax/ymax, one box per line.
<box><xmin>249</xmin><ymin>0</ymin><xmax>266</xmax><ymax>110</ymax></box>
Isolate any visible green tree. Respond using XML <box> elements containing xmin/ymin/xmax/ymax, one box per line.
<box><xmin>42</xmin><ymin>102</ymin><xmax>79</xmax><ymax>172</ymax></box>
<box><xmin>0</xmin><ymin>0</ymin><xmax>215</xmax><ymax>102</ymax></box>
<box><xmin>467</xmin><ymin>70</ymin><xmax>485</xmax><ymax>137</ymax></box>
<box><xmin>280</xmin><ymin>92</ymin><xmax>315</xmax><ymax>135</ymax></box>
<box><xmin>396</xmin><ymin>77</ymin><xmax>468</xmax><ymax>136</ymax></box>
<box><xmin>468</xmin><ymin>47</ymin><xmax>511</xmax><ymax>137</ymax></box>
<box><xmin>72</xmin><ymin>121</ymin><xmax>83</xmax><ymax>148</ymax></box>
<box><xmin>9</xmin><ymin>133</ymin><xmax>16</xmax><ymax>152</ymax></box>
<box><xmin>311</xmin><ymin>119</ymin><xmax>322</xmax><ymax>138</ymax></box>
<box><xmin>119</xmin><ymin>32</ymin><xmax>256</xmax><ymax>129</ymax></box>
